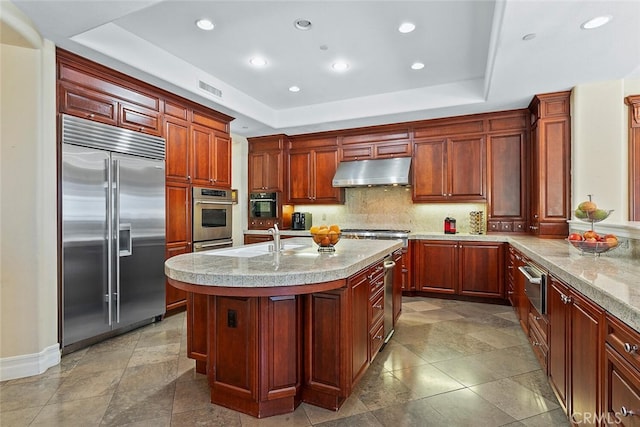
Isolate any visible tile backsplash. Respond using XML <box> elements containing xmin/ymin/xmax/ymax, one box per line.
<box><xmin>293</xmin><ymin>186</ymin><xmax>486</xmax><ymax>233</ymax></box>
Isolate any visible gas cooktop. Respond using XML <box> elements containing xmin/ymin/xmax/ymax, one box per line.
<box><xmin>341</xmin><ymin>229</ymin><xmax>411</xmax><ymax>234</ymax></box>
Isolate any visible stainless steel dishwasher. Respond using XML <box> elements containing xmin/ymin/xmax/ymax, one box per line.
<box><xmin>383</xmin><ymin>256</ymin><xmax>396</xmax><ymax>345</ymax></box>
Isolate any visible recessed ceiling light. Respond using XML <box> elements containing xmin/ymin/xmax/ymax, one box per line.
<box><xmin>411</xmin><ymin>62</ymin><xmax>425</xmax><ymax>70</ymax></box>
<box><xmin>249</xmin><ymin>57</ymin><xmax>267</xmax><ymax>67</ymax></box>
<box><xmin>581</xmin><ymin>15</ymin><xmax>612</xmax><ymax>30</ymax></box>
<box><xmin>294</xmin><ymin>19</ymin><xmax>313</xmax><ymax>30</ymax></box>
<box><xmin>196</xmin><ymin>19</ymin><xmax>214</xmax><ymax>31</ymax></box>
<box><xmin>398</xmin><ymin>22</ymin><xmax>416</xmax><ymax>33</ymax></box>
<box><xmin>522</xmin><ymin>33</ymin><xmax>536</xmax><ymax>41</ymax></box>
<box><xmin>289</xmin><ymin>86</ymin><xmax>301</xmax><ymax>92</ymax></box>
<box><xmin>332</xmin><ymin>62</ymin><xmax>349</xmax><ymax>72</ymax></box>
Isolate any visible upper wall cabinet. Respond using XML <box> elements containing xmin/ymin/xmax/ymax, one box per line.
<box><xmin>339</xmin><ymin>128</ymin><xmax>411</xmax><ymax>161</ymax></box>
<box><xmin>287</xmin><ymin>137</ymin><xmax>344</xmax><ymax>204</ymax></box>
<box><xmin>248</xmin><ymin>135</ymin><xmax>285</xmax><ymax>193</ymax></box>
<box><xmin>625</xmin><ymin>95</ymin><xmax>640</xmax><ymax>221</ymax></box>
<box><xmin>528</xmin><ymin>92</ymin><xmax>571</xmax><ymax>237</ymax></box>
<box><xmin>412</xmin><ymin>135</ymin><xmax>486</xmax><ymax>202</ymax></box>
<box><xmin>58</xmin><ymin>55</ymin><xmax>162</xmax><ymax>136</ymax></box>
<box><xmin>486</xmin><ymin>111</ymin><xmax>529</xmax><ymax>233</ymax></box>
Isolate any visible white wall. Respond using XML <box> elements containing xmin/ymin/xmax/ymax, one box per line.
<box><xmin>572</xmin><ymin>78</ymin><xmax>640</xmax><ymax>225</ymax></box>
<box><xmin>0</xmin><ymin>2</ymin><xmax>59</xmax><ymax>380</ymax></box>
<box><xmin>231</xmin><ymin>134</ymin><xmax>248</xmax><ymax>245</ymax></box>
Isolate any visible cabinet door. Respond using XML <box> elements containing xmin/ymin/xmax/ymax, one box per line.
<box><xmin>58</xmin><ymin>82</ymin><xmax>118</xmax><ymax>126</ymax></box>
<box><xmin>569</xmin><ymin>291</ymin><xmax>603</xmax><ymax>426</ymax></box>
<box><xmin>412</xmin><ymin>139</ymin><xmax>447</xmax><ymax>201</ymax></box>
<box><xmin>165</xmin><ymin>243</ymin><xmax>190</xmax><ymax>310</ymax></box>
<box><xmin>288</xmin><ymin>150</ymin><xmax>313</xmax><ymax>203</ymax></box>
<box><xmin>547</xmin><ymin>276</ymin><xmax>569</xmax><ymax>411</ymax></box>
<box><xmin>249</xmin><ymin>151</ymin><xmax>283</xmax><ymax>192</ymax></box>
<box><xmin>537</xmin><ymin>118</ymin><xmax>570</xmax><ymax>232</ymax></box>
<box><xmin>487</xmin><ymin>132</ymin><xmax>527</xmax><ymax>231</ymax></box>
<box><xmin>603</xmin><ymin>345</ymin><xmax>640</xmax><ymax>427</ymax></box>
<box><xmin>165</xmin><ymin>117</ymin><xmax>190</xmax><ymax>183</ymax></box>
<box><xmin>414</xmin><ymin>240</ymin><xmax>457</xmax><ymax>294</ymax></box>
<box><xmin>349</xmin><ymin>269</ymin><xmax>370</xmax><ymax>384</ymax></box>
<box><xmin>212</xmin><ymin>134</ymin><xmax>231</xmax><ymax>188</ymax></box>
<box><xmin>448</xmin><ymin>135</ymin><xmax>486</xmax><ymax>201</ymax></box>
<box><xmin>191</xmin><ymin>124</ymin><xmax>214</xmax><ymax>185</ymax></box>
<box><xmin>166</xmin><ymin>182</ymin><xmax>191</xmax><ymax>245</ymax></box>
<box><xmin>313</xmin><ymin>147</ymin><xmax>343</xmax><ymax>203</ymax></box>
<box><xmin>458</xmin><ymin>242</ymin><xmax>504</xmax><ymax>298</ymax></box>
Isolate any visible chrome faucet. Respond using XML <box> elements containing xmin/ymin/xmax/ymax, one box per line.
<box><xmin>268</xmin><ymin>223</ymin><xmax>281</xmax><ymax>252</ymax></box>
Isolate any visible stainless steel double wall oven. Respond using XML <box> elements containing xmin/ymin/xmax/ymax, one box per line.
<box><xmin>192</xmin><ymin>187</ymin><xmax>233</xmax><ymax>251</ymax></box>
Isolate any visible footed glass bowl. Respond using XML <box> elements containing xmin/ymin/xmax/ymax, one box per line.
<box><xmin>311</xmin><ymin>232</ymin><xmax>341</xmax><ymax>252</ymax></box>
<box><xmin>568</xmin><ymin>239</ymin><xmax>619</xmax><ymax>255</ymax></box>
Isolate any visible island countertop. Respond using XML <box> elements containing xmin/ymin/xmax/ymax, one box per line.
<box><xmin>165</xmin><ymin>237</ymin><xmax>402</xmax><ymax>295</ymax></box>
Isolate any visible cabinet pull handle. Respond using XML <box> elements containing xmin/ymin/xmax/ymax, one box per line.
<box><xmin>620</xmin><ymin>407</ymin><xmax>636</xmax><ymax>417</ymax></box>
<box><xmin>507</xmin><ymin>291</ymin><xmax>514</xmax><ymax>295</ymax></box>
<box><xmin>532</xmin><ymin>341</ymin><xmax>541</xmax><ymax>347</ymax></box>
<box><xmin>561</xmin><ymin>294</ymin><xmax>572</xmax><ymax>305</ymax></box>
<box><xmin>508</xmin><ymin>265</ymin><xmax>514</xmax><ymax>269</ymax></box>
<box><xmin>624</xmin><ymin>343</ymin><xmax>639</xmax><ymax>354</ymax></box>
<box><xmin>534</xmin><ymin>316</ymin><xmax>542</xmax><ymax>321</ymax></box>
<box><xmin>373</xmin><ymin>304</ymin><xmax>383</xmax><ymax>309</ymax></box>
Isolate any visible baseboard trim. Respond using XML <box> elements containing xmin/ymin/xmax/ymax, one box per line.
<box><xmin>0</xmin><ymin>343</ymin><xmax>60</xmax><ymax>381</ymax></box>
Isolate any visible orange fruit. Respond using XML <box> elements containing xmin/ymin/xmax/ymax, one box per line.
<box><xmin>329</xmin><ymin>224</ymin><xmax>341</xmax><ymax>233</ymax></box>
<box><xmin>309</xmin><ymin>226</ymin><xmax>319</xmax><ymax>234</ymax></box>
<box><xmin>329</xmin><ymin>230</ymin><xmax>339</xmax><ymax>244</ymax></box>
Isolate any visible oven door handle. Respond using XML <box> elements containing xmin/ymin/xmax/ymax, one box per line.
<box><xmin>518</xmin><ymin>266</ymin><xmax>542</xmax><ymax>284</ymax></box>
<box><xmin>195</xmin><ymin>200</ymin><xmax>234</xmax><ymax>205</ymax></box>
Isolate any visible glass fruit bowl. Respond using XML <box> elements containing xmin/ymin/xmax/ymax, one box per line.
<box><xmin>311</xmin><ymin>232</ymin><xmax>341</xmax><ymax>252</ymax></box>
<box><xmin>567</xmin><ymin>238</ymin><xmax>619</xmax><ymax>255</ymax></box>
<box><xmin>575</xmin><ymin>209</ymin><xmax>614</xmax><ymax>223</ymax></box>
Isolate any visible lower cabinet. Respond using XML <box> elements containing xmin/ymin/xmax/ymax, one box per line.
<box><xmin>603</xmin><ymin>315</ymin><xmax>640</xmax><ymax>427</ymax></box>
<box><xmin>413</xmin><ymin>240</ymin><xmax>505</xmax><ymax>298</ymax></box>
<box><xmin>547</xmin><ymin>274</ymin><xmax>604</xmax><ymax>426</ymax></box>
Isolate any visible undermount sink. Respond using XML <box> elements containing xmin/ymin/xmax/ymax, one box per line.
<box><xmin>203</xmin><ymin>242</ymin><xmax>306</xmax><ymax>258</ymax></box>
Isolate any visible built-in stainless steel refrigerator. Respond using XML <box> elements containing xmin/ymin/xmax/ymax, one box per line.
<box><xmin>61</xmin><ymin>114</ymin><xmax>166</xmax><ymax>350</ymax></box>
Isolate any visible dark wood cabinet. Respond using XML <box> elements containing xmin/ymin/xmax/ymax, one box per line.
<box><xmin>414</xmin><ymin>240</ymin><xmax>458</xmax><ymax>294</ymax></box>
<box><xmin>165</xmin><ymin>116</ymin><xmax>190</xmax><ymax>182</ymax></box>
<box><xmin>165</xmin><ymin>183</ymin><xmax>191</xmax><ymax>310</ymax></box>
<box><xmin>191</xmin><ymin>123</ymin><xmax>231</xmax><ymax>188</ymax></box>
<box><xmin>458</xmin><ymin>241</ymin><xmax>504</xmax><ymax>298</ymax></box>
<box><xmin>248</xmin><ymin>135</ymin><xmax>285</xmax><ymax>192</ymax></box>
<box><xmin>412</xmin><ymin>135</ymin><xmax>486</xmax><ymax>202</ymax></box>
<box><xmin>414</xmin><ymin>240</ymin><xmax>504</xmax><ymax>299</ymax></box>
<box><xmin>547</xmin><ymin>274</ymin><xmax>603</xmax><ymax>424</ymax></box>
<box><xmin>349</xmin><ymin>268</ymin><xmax>370</xmax><ymax>385</ymax></box>
<box><xmin>487</xmin><ymin>130</ymin><xmax>528</xmax><ymax>233</ymax></box>
<box><xmin>625</xmin><ymin>95</ymin><xmax>640</xmax><ymax>221</ymax></box>
<box><xmin>287</xmin><ymin>138</ymin><xmax>344</xmax><ymax>204</ymax></box>
<box><xmin>339</xmin><ymin>128</ymin><xmax>411</xmax><ymax>161</ymax></box>
<box><xmin>528</xmin><ymin>92</ymin><xmax>571</xmax><ymax>237</ymax></box>
<box><xmin>604</xmin><ymin>315</ymin><xmax>640</xmax><ymax>426</ymax></box>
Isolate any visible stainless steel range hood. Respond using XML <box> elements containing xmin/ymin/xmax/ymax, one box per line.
<box><xmin>332</xmin><ymin>157</ymin><xmax>411</xmax><ymax>187</ymax></box>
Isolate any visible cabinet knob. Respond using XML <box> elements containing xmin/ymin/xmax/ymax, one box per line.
<box><xmin>187</xmin><ymin>175</ymin><xmax>191</xmax><ymax>181</ymax></box>
<box><xmin>507</xmin><ymin>290</ymin><xmax>514</xmax><ymax>295</ymax></box>
<box><xmin>88</xmin><ymin>113</ymin><xmax>95</xmax><ymax>118</ymax></box>
<box><xmin>448</xmin><ymin>193</ymin><xmax>452</xmax><ymax>197</ymax></box>
<box><xmin>534</xmin><ymin>316</ymin><xmax>542</xmax><ymax>321</ymax></box>
<box><xmin>621</xmin><ymin>407</ymin><xmax>636</xmax><ymax>417</ymax></box>
<box><xmin>561</xmin><ymin>294</ymin><xmax>572</xmax><ymax>305</ymax></box>
<box><xmin>373</xmin><ymin>304</ymin><xmax>383</xmax><ymax>309</ymax></box>
<box><xmin>624</xmin><ymin>343</ymin><xmax>639</xmax><ymax>354</ymax></box>
<box><xmin>532</xmin><ymin>341</ymin><xmax>541</xmax><ymax>347</ymax></box>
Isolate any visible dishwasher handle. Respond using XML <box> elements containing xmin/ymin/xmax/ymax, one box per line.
<box><xmin>518</xmin><ymin>265</ymin><xmax>542</xmax><ymax>285</ymax></box>
<box><xmin>384</xmin><ymin>260</ymin><xmax>396</xmax><ymax>270</ymax></box>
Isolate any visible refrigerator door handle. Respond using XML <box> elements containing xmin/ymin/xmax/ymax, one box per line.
<box><xmin>115</xmin><ymin>158</ymin><xmax>121</xmax><ymax>324</ymax></box>
<box><xmin>106</xmin><ymin>157</ymin><xmax>113</xmax><ymax>326</ymax></box>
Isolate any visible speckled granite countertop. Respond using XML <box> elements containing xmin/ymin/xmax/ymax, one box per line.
<box><xmin>242</xmin><ymin>230</ymin><xmax>640</xmax><ymax>330</ymax></box>
<box><xmin>165</xmin><ymin>237</ymin><xmax>402</xmax><ymax>288</ymax></box>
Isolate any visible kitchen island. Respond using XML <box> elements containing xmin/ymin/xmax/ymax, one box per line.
<box><xmin>165</xmin><ymin>237</ymin><xmax>402</xmax><ymax>418</ymax></box>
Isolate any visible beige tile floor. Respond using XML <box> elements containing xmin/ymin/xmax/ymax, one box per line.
<box><xmin>0</xmin><ymin>297</ymin><xmax>570</xmax><ymax>426</ymax></box>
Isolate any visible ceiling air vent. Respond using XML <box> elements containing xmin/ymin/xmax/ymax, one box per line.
<box><xmin>198</xmin><ymin>80</ymin><xmax>222</xmax><ymax>98</ymax></box>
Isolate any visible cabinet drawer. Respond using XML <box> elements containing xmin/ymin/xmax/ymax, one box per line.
<box><xmin>528</xmin><ymin>317</ymin><xmax>548</xmax><ymax>372</ymax></box>
<box><xmin>369</xmin><ymin>290</ymin><xmax>384</xmax><ymax>327</ymax></box>
<box><xmin>528</xmin><ymin>305</ymin><xmax>548</xmax><ymax>342</ymax></box>
<box><xmin>369</xmin><ymin>272</ymin><xmax>384</xmax><ymax>298</ymax></box>
<box><xmin>249</xmin><ymin>218</ymin><xmax>277</xmax><ymax>230</ymax></box>
<box><xmin>369</xmin><ymin>320</ymin><xmax>384</xmax><ymax>361</ymax></box>
<box><xmin>604</xmin><ymin>345</ymin><xmax>640</xmax><ymax>427</ymax></box>
<box><xmin>607</xmin><ymin>315</ymin><xmax>640</xmax><ymax>371</ymax></box>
